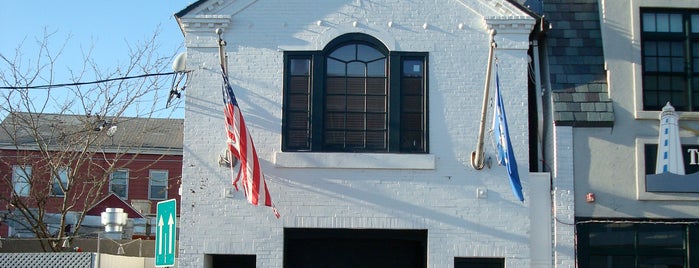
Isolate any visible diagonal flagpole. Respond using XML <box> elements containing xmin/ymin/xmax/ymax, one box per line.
<box><xmin>217</xmin><ymin>28</ymin><xmax>280</xmax><ymax>218</ymax></box>
<box><xmin>471</xmin><ymin>30</ymin><xmax>496</xmax><ymax>170</ymax></box>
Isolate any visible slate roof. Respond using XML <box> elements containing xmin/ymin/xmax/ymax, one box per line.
<box><xmin>543</xmin><ymin>0</ymin><xmax>614</xmax><ymax>127</ymax></box>
<box><xmin>0</xmin><ymin>113</ymin><xmax>183</xmax><ymax>154</ymax></box>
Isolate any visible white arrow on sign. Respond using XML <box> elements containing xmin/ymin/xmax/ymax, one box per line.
<box><xmin>168</xmin><ymin>213</ymin><xmax>174</xmax><ymax>254</ymax></box>
<box><xmin>158</xmin><ymin>215</ymin><xmax>164</xmax><ymax>255</ymax></box>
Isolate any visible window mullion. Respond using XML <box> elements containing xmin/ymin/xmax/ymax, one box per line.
<box><xmin>388</xmin><ymin>52</ymin><xmax>401</xmax><ymax>152</ymax></box>
<box><xmin>685</xmin><ymin>14</ymin><xmax>694</xmax><ymax>111</ymax></box>
<box><xmin>311</xmin><ymin>54</ymin><xmax>325</xmax><ymax>151</ymax></box>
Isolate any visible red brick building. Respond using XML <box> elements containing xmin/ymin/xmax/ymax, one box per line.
<box><xmin>0</xmin><ymin>113</ymin><xmax>182</xmax><ymax>238</ymax></box>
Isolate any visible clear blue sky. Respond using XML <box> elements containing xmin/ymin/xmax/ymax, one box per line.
<box><xmin>0</xmin><ymin>1</ymin><xmax>193</xmax><ymax>118</ymax></box>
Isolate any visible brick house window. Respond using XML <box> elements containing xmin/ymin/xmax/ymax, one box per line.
<box><xmin>641</xmin><ymin>9</ymin><xmax>699</xmax><ymax>111</ymax></box>
<box><xmin>282</xmin><ymin>33</ymin><xmax>428</xmax><ymax>153</ymax></box>
<box><xmin>51</xmin><ymin>167</ymin><xmax>69</xmax><ymax>196</ymax></box>
<box><xmin>110</xmin><ymin>169</ymin><xmax>128</xmax><ymax>199</ymax></box>
<box><xmin>12</xmin><ymin>165</ymin><xmax>31</xmax><ymax>197</ymax></box>
<box><xmin>149</xmin><ymin>170</ymin><xmax>168</xmax><ymax>200</ymax></box>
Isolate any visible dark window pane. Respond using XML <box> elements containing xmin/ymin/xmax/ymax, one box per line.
<box><xmin>346</xmin><ymin>131</ymin><xmax>365</xmax><ymax>147</ymax></box>
<box><xmin>402</xmin><ymin>77</ymin><xmax>424</xmax><ymax>95</ymax></box>
<box><xmin>326</xmin><ymin>77</ymin><xmax>346</xmax><ymax>94</ymax></box>
<box><xmin>657</xmin><ymin>13</ymin><xmax>670</xmax><ymax>32</ymax></box>
<box><xmin>346</xmin><ymin>113</ymin><xmax>365</xmax><ymax>129</ymax></box>
<box><xmin>401</xmin><ymin>131</ymin><xmax>424</xmax><ymax>151</ymax></box>
<box><xmin>324</xmin><ymin>131</ymin><xmax>345</xmax><ymax>145</ymax></box>
<box><xmin>325</xmin><ymin>113</ymin><xmax>345</xmax><ymax>129</ymax></box>
<box><xmin>288</xmin><ymin>95</ymin><xmax>309</xmax><ymax>110</ymax></box>
<box><xmin>366</xmin><ymin>113</ymin><xmax>386</xmax><ymax>130</ymax></box>
<box><xmin>347</xmin><ymin>96</ymin><xmax>365</xmax><ymax>112</ymax></box>
<box><xmin>329</xmin><ymin>44</ymin><xmax>356</xmax><ymax>62</ymax></box>
<box><xmin>366</xmin><ymin>131</ymin><xmax>387</xmax><ymax>149</ymax></box>
<box><xmin>590</xmin><ymin>255</ymin><xmax>635</xmax><ymax>268</ymax></box>
<box><xmin>366</xmin><ymin>96</ymin><xmax>386</xmax><ymax>113</ymax></box>
<box><xmin>287</xmin><ymin>130</ymin><xmax>310</xmax><ymax>149</ymax></box>
<box><xmin>368</xmin><ymin>60</ymin><xmax>386</xmax><ymax>76</ymax></box>
<box><xmin>669</xmin><ymin>14</ymin><xmax>683</xmax><ymax>32</ymax></box>
<box><xmin>644</xmin><ymin>41</ymin><xmax>658</xmax><ymax>56</ymax></box>
<box><xmin>638</xmin><ymin>256</ymin><xmax>684</xmax><ymax>268</ymax></box>
<box><xmin>644</xmin><ymin>13</ymin><xmax>657</xmax><ymax>32</ymax></box>
<box><xmin>327</xmin><ymin>58</ymin><xmax>345</xmax><ymax>76</ymax></box>
<box><xmin>638</xmin><ymin>225</ymin><xmax>684</xmax><ymax>248</ymax></box>
<box><xmin>347</xmin><ymin>62</ymin><xmax>365</xmax><ymax>77</ymax></box>
<box><xmin>347</xmin><ymin>78</ymin><xmax>366</xmax><ymax>95</ymax></box>
<box><xmin>366</xmin><ymin>78</ymin><xmax>386</xmax><ymax>95</ymax></box>
<box><xmin>290</xmin><ymin>59</ymin><xmax>310</xmax><ymax>75</ymax></box>
<box><xmin>645</xmin><ymin>56</ymin><xmax>658</xmax><ymax>72</ymax></box>
<box><xmin>288</xmin><ymin>112</ymin><xmax>309</xmax><ymax>128</ymax></box>
<box><xmin>357</xmin><ymin>44</ymin><xmax>384</xmax><ymax>62</ymax></box>
<box><xmin>402</xmin><ymin>96</ymin><xmax>424</xmax><ymax>113</ymax></box>
<box><xmin>326</xmin><ymin>96</ymin><xmax>346</xmax><ymax>112</ymax></box>
<box><xmin>589</xmin><ymin>224</ymin><xmax>635</xmax><ymax>248</ymax></box>
<box><xmin>403</xmin><ymin>60</ymin><xmax>424</xmax><ymax>77</ymax></box>
<box><xmin>290</xmin><ymin>77</ymin><xmax>310</xmax><ymax>94</ymax></box>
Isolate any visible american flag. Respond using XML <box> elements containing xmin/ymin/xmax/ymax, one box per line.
<box><xmin>492</xmin><ymin>66</ymin><xmax>524</xmax><ymax>202</ymax></box>
<box><xmin>222</xmin><ymin>70</ymin><xmax>280</xmax><ymax>218</ymax></box>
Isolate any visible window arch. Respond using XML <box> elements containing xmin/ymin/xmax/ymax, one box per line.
<box><xmin>283</xmin><ymin>33</ymin><xmax>427</xmax><ymax>153</ymax></box>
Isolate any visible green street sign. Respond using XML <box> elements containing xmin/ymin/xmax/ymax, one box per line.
<box><xmin>155</xmin><ymin>199</ymin><xmax>177</xmax><ymax>267</ymax></box>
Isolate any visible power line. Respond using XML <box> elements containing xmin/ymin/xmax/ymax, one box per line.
<box><xmin>0</xmin><ymin>72</ymin><xmax>177</xmax><ymax>90</ymax></box>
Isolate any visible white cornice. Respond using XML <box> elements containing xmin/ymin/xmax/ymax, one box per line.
<box><xmin>178</xmin><ymin>15</ymin><xmax>232</xmax><ymax>34</ymax></box>
<box><xmin>484</xmin><ymin>16</ymin><xmax>535</xmax><ymax>34</ymax></box>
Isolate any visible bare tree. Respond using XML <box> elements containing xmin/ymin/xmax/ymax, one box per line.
<box><xmin>0</xmin><ymin>29</ymin><xmax>182</xmax><ymax>252</ymax></box>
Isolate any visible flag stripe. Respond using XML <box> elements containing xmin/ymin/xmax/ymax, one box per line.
<box><xmin>493</xmin><ymin>66</ymin><xmax>524</xmax><ymax>202</ymax></box>
<box><xmin>222</xmin><ymin>69</ymin><xmax>279</xmax><ymax>217</ymax></box>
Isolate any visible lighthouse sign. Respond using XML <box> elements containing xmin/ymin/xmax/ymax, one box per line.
<box><xmin>645</xmin><ymin>103</ymin><xmax>699</xmax><ymax>193</ymax></box>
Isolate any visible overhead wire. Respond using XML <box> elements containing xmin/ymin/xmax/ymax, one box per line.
<box><xmin>0</xmin><ymin>72</ymin><xmax>177</xmax><ymax>90</ymax></box>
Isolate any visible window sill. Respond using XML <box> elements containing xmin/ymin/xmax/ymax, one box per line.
<box><xmin>273</xmin><ymin>152</ymin><xmax>435</xmax><ymax>170</ymax></box>
<box><xmin>636</xmin><ymin>110</ymin><xmax>699</xmax><ymax>121</ymax></box>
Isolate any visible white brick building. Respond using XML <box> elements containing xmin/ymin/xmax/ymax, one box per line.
<box><xmin>174</xmin><ymin>1</ymin><xmax>558</xmax><ymax>267</ymax></box>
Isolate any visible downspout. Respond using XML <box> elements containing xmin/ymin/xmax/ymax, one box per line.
<box><xmin>532</xmin><ymin>40</ymin><xmax>544</xmax><ymax>172</ymax></box>
<box><xmin>471</xmin><ymin>30</ymin><xmax>497</xmax><ymax>170</ymax></box>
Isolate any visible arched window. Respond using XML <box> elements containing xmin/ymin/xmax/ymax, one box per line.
<box><xmin>283</xmin><ymin>33</ymin><xmax>428</xmax><ymax>153</ymax></box>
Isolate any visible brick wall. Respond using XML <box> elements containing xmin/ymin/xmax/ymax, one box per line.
<box><xmin>177</xmin><ymin>0</ymin><xmax>537</xmax><ymax>267</ymax></box>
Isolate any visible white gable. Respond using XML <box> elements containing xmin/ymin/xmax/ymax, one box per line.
<box><xmin>175</xmin><ymin>0</ymin><xmax>542</xmax><ymax>267</ymax></box>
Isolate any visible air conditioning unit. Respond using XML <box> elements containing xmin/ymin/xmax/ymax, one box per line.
<box><xmin>131</xmin><ymin>200</ymin><xmax>152</xmax><ymax>215</ymax></box>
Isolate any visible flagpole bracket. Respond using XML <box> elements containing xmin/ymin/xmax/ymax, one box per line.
<box><xmin>471</xmin><ymin>151</ymin><xmax>484</xmax><ymax>170</ymax></box>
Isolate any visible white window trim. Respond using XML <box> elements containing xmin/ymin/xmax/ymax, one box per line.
<box><xmin>149</xmin><ymin>170</ymin><xmax>168</xmax><ymax>200</ymax></box>
<box><xmin>274</xmin><ymin>152</ymin><xmax>435</xmax><ymax>169</ymax></box>
<box><xmin>631</xmin><ymin>0</ymin><xmax>699</xmax><ymax>120</ymax></box>
<box><xmin>110</xmin><ymin>169</ymin><xmax>129</xmax><ymax>199</ymax></box>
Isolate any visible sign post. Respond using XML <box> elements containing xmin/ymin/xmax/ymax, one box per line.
<box><xmin>155</xmin><ymin>199</ymin><xmax>177</xmax><ymax>267</ymax></box>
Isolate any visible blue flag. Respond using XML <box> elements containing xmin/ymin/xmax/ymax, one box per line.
<box><xmin>493</xmin><ymin>67</ymin><xmax>524</xmax><ymax>202</ymax></box>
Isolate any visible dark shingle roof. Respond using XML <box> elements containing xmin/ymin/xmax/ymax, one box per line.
<box><xmin>543</xmin><ymin>0</ymin><xmax>614</xmax><ymax>127</ymax></box>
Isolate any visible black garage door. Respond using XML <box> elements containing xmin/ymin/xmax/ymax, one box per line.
<box><xmin>284</xmin><ymin>228</ymin><xmax>427</xmax><ymax>268</ymax></box>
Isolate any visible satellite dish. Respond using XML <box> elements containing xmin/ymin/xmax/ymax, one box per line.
<box><xmin>106</xmin><ymin>125</ymin><xmax>118</xmax><ymax>137</ymax></box>
<box><xmin>172</xmin><ymin>52</ymin><xmax>187</xmax><ymax>72</ymax></box>
<box><xmin>167</xmin><ymin>52</ymin><xmax>188</xmax><ymax>109</ymax></box>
